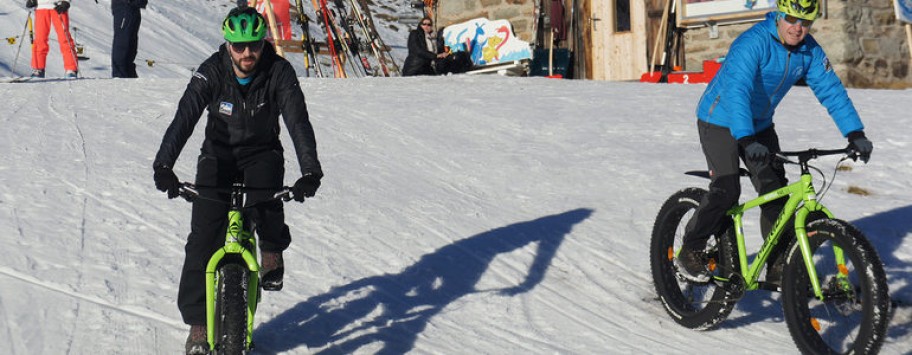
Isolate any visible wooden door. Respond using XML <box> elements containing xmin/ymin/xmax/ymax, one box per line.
<box><xmin>586</xmin><ymin>0</ymin><xmax>648</xmax><ymax>80</ymax></box>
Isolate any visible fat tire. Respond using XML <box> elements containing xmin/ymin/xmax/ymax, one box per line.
<box><xmin>780</xmin><ymin>219</ymin><xmax>889</xmax><ymax>354</ymax></box>
<box><xmin>217</xmin><ymin>263</ymin><xmax>249</xmax><ymax>354</ymax></box>
<box><xmin>650</xmin><ymin>188</ymin><xmax>739</xmax><ymax>330</ymax></box>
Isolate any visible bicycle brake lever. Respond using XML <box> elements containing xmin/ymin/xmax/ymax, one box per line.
<box><xmin>179</xmin><ymin>183</ymin><xmax>198</xmax><ymax>202</ymax></box>
<box><xmin>275</xmin><ymin>189</ymin><xmax>293</xmax><ymax>202</ymax></box>
<box><xmin>845</xmin><ymin>147</ymin><xmax>860</xmax><ymax>162</ymax></box>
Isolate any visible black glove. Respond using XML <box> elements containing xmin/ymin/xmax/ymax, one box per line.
<box><xmin>153</xmin><ymin>166</ymin><xmax>181</xmax><ymax>199</ymax></box>
<box><xmin>54</xmin><ymin>1</ymin><xmax>69</xmax><ymax>13</ymax></box>
<box><xmin>847</xmin><ymin>130</ymin><xmax>873</xmax><ymax>163</ymax></box>
<box><xmin>25</xmin><ymin>0</ymin><xmax>36</xmax><ymax>8</ymax></box>
<box><xmin>292</xmin><ymin>174</ymin><xmax>321</xmax><ymax>202</ymax></box>
<box><xmin>738</xmin><ymin>136</ymin><xmax>770</xmax><ymax>164</ymax></box>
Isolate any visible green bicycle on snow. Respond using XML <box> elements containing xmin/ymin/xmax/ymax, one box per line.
<box><xmin>179</xmin><ymin>183</ymin><xmax>294</xmax><ymax>354</ymax></box>
<box><xmin>650</xmin><ymin>147</ymin><xmax>890</xmax><ymax>353</ymax></box>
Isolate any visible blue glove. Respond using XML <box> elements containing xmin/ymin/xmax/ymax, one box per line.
<box><xmin>847</xmin><ymin>131</ymin><xmax>873</xmax><ymax>163</ymax></box>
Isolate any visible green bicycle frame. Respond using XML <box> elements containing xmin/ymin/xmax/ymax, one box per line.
<box><xmin>205</xmin><ymin>209</ymin><xmax>260</xmax><ymax>350</ymax></box>
<box><xmin>725</xmin><ymin>172</ymin><xmax>842</xmax><ymax>300</ymax></box>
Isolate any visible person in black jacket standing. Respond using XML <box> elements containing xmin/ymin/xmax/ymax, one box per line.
<box><xmin>402</xmin><ymin>16</ymin><xmax>447</xmax><ymax>76</ymax></box>
<box><xmin>111</xmin><ymin>0</ymin><xmax>146</xmax><ymax>77</ymax></box>
<box><xmin>151</xmin><ymin>7</ymin><xmax>322</xmax><ymax>354</ymax></box>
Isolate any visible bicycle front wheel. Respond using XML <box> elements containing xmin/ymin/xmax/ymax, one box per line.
<box><xmin>781</xmin><ymin>219</ymin><xmax>890</xmax><ymax>354</ymax></box>
<box><xmin>650</xmin><ymin>188</ymin><xmax>739</xmax><ymax>330</ymax></box>
<box><xmin>216</xmin><ymin>263</ymin><xmax>250</xmax><ymax>354</ymax></box>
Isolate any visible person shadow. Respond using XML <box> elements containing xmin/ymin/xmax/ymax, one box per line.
<box><xmin>722</xmin><ymin>205</ymin><xmax>912</xmax><ymax>339</ymax></box>
<box><xmin>253</xmin><ymin>208</ymin><xmax>593</xmax><ymax>354</ymax></box>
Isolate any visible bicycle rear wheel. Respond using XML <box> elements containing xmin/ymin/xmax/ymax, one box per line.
<box><xmin>216</xmin><ymin>263</ymin><xmax>249</xmax><ymax>354</ymax></box>
<box><xmin>781</xmin><ymin>219</ymin><xmax>890</xmax><ymax>354</ymax></box>
<box><xmin>650</xmin><ymin>188</ymin><xmax>739</xmax><ymax>329</ymax></box>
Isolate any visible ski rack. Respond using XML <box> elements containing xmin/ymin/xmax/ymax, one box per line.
<box><xmin>277</xmin><ymin>0</ymin><xmax>400</xmax><ymax>77</ymax></box>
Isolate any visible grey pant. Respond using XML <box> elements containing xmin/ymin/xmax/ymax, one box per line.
<box><xmin>683</xmin><ymin>120</ymin><xmax>788</xmax><ymax>248</ymax></box>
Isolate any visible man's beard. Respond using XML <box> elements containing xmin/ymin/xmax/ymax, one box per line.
<box><xmin>232</xmin><ymin>55</ymin><xmax>258</xmax><ymax>75</ymax></box>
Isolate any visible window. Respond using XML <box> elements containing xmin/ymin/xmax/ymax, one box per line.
<box><xmin>616</xmin><ymin>0</ymin><xmax>631</xmax><ymax>32</ymax></box>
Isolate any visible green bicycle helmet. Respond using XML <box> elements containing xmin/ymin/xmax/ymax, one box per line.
<box><xmin>777</xmin><ymin>0</ymin><xmax>819</xmax><ymax>20</ymax></box>
<box><xmin>222</xmin><ymin>7</ymin><xmax>267</xmax><ymax>43</ymax></box>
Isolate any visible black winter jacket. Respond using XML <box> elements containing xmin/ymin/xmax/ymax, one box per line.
<box><xmin>112</xmin><ymin>0</ymin><xmax>147</xmax><ymax>8</ymax></box>
<box><xmin>153</xmin><ymin>44</ymin><xmax>321</xmax><ymax>179</ymax></box>
<box><xmin>402</xmin><ymin>27</ymin><xmax>441</xmax><ymax>76</ymax></box>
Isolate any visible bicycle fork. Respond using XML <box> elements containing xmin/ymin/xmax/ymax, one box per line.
<box><xmin>205</xmin><ymin>209</ymin><xmax>260</xmax><ymax>350</ymax></box>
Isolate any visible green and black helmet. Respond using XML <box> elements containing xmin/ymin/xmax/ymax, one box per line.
<box><xmin>777</xmin><ymin>0</ymin><xmax>819</xmax><ymax>21</ymax></box>
<box><xmin>222</xmin><ymin>7</ymin><xmax>266</xmax><ymax>43</ymax></box>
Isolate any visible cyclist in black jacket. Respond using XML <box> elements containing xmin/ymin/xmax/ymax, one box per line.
<box><xmin>151</xmin><ymin>7</ymin><xmax>322</xmax><ymax>354</ymax></box>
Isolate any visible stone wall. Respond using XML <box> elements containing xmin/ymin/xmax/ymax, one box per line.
<box><xmin>436</xmin><ymin>0</ymin><xmax>536</xmax><ymax>42</ymax></box>
<box><xmin>682</xmin><ymin>0</ymin><xmax>912</xmax><ymax>88</ymax></box>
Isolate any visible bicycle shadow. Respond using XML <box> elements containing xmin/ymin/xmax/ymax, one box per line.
<box><xmin>720</xmin><ymin>205</ymin><xmax>912</xmax><ymax>339</ymax></box>
<box><xmin>852</xmin><ymin>205</ymin><xmax>912</xmax><ymax>340</ymax></box>
<box><xmin>253</xmin><ymin>208</ymin><xmax>593</xmax><ymax>354</ymax></box>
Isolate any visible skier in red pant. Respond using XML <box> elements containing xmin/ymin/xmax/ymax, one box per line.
<box><xmin>25</xmin><ymin>0</ymin><xmax>79</xmax><ymax>78</ymax></box>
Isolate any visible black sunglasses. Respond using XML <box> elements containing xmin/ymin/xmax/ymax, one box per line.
<box><xmin>421</xmin><ymin>22</ymin><xmax>432</xmax><ymax>26</ymax></box>
<box><xmin>229</xmin><ymin>40</ymin><xmax>265</xmax><ymax>53</ymax></box>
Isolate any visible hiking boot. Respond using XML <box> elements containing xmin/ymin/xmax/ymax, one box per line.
<box><xmin>674</xmin><ymin>244</ymin><xmax>711</xmax><ymax>283</ymax></box>
<box><xmin>65</xmin><ymin>70</ymin><xmax>78</xmax><ymax>79</ymax></box>
<box><xmin>261</xmin><ymin>251</ymin><xmax>284</xmax><ymax>291</ymax></box>
<box><xmin>31</xmin><ymin>69</ymin><xmax>45</xmax><ymax>78</ymax></box>
<box><xmin>185</xmin><ymin>324</ymin><xmax>208</xmax><ymax>355</ymax></box>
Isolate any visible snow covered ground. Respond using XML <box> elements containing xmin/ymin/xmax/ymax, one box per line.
<box><xmin>1</xmin><ymin>0</ymin><xmax>912</xmax><ymax>354</ymax></box>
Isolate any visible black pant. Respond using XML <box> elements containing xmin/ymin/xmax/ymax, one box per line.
<box><xmin>111</xmin><ymin>3</ymin><xmax>141</xmax><ymax>78</ymax></box>
<box><xmin>683</xmin><ymin>120</ymin><xmax>789</xmax><ymax>249</ymax></box>
<box><xmin>177</xmin><ymin>150</ymin><xmax>292</xmax><ymax>325</ymax></box>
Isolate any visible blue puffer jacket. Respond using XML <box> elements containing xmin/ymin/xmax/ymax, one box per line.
<box><xmin>696</xmin><ymin>12</ymin><xmax>863</xmax><ymax>140</ymax></box>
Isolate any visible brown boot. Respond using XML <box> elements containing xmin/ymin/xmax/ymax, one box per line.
<box><xmin>185</xmin><ymin>324</ymin><xmax>208</xmax><ymax>355</ymax></box>
<box><xmin>261</xmin><ymin>251</ymin><xmax>284</xmax><ymax>291</ymax></box>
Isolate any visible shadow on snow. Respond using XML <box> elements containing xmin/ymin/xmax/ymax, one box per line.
<box><xmin>254</xmin><ymin>208</ymin><xmax>594</xmax><ymax>354</ymax></box>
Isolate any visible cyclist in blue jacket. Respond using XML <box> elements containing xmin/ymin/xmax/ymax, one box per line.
<box><xmin>675</xmin><ymin>0</ymin><xmax>874</xmax><ymax>284</ymax></box>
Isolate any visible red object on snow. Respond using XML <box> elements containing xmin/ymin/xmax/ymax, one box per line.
<box><xmin>640</xmin><ymin>60</ymin><xmax>722</xmax><ymax>84</ymax></box>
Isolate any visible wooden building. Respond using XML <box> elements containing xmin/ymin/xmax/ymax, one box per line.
<box><xmin>433</xmin><ymin>0</ymin><xmax>912</xmax><ymax>87</ymax></box>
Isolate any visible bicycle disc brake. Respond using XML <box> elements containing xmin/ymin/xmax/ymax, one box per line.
<box><xmin>824</xmin><ymin>276</ymin><xmax>861</xmax><ymax>316</ymax></box>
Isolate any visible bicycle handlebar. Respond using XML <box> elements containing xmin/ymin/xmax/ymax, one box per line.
<box><xmin>776</xmin><ymin>147</ymin><xmax>859</xmax><ymax>164</ymax></box>
<box><xmin>178</xmin><ymin>183</ymin><xmax>295</xmax><ymax>203</ymax></box>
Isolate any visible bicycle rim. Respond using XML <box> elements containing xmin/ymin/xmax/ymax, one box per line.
<box><xmin>781</xmin><ymin>219</ymin><xmax>890</xmax><ymax>354</ymax></box>
<box><xmin>216</xmin><ymin>263</ymin><xmax>249</xmax><ymax>354</ymax></box>
<box><xmin>650</xmin><ymin>188</ymin><xmax>739</xmax><ymax>330</ymax></box>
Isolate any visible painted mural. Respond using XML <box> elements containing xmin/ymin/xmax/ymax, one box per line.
<box><xmin>441</xmin><ymin>18</ymin><xmax>532</xmax><ymax>67</ymax></box>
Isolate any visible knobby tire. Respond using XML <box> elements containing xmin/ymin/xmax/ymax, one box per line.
<box><xmin>650</xmin><ymin>188</ymin><xmax>739</xmax><ymax>330</ymax></box>
<box><xmin>780</xmin><ymin>219</ymin><xmax>889</xmax><ymax>354</ymax></box>
<box><xmin>217</xmin><ymin>263</ymin><xmax>249</xmax><ymax>354</ymax></box>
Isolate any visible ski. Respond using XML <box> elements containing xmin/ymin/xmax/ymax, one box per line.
<box><xmin>293</xmin><ymin>0</ymin><xmax>323</xmax><ymax>77</ymax></box>
<box><xmin>353</xmin><ymin>0</ymin><xmax>400</xmax><ymax>75</ymax></box>
<box><xmin>312</xmin><ymin>0</ymin><xmax>345</xmax><ymax>77</ymax></box>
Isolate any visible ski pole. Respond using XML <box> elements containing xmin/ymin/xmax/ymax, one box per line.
<box><xmin>55</xmin><ymin>9</ymin><xmax>81</xmax><ymax>74</ymax></box>
<box><xmin>13</xmin><ymin>10</ymin><xmax>33</xmax><ymax>76</ymax></box>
